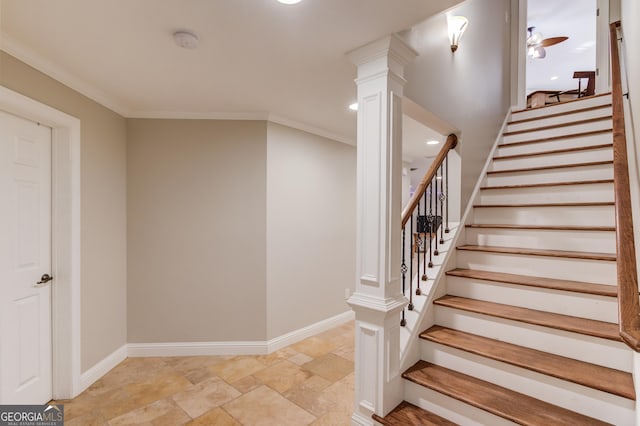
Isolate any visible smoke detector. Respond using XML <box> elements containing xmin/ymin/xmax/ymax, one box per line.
<box><xmin>173</xmin><ymin>31</ymin><xmax>199</xmax><ymax>49</ymax></box>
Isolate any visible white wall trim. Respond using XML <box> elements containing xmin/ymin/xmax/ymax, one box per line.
<box><xmin>267</xmin><ymin>114</ymin><xmax>355</xmax><ymax>146</ymax></box>
<box><xmin>0</xmin><ymin>32</ymin><xmax>356</xmax><ymax>147</ymax></box>
<box><xmin>352</xmin><ymin>410</ymin><xmax>375</xmax><ymax>426</ymax></box>
<box><xmin>127</xmin><ymin>310</ymin><xmax>354</xmax><ymax>358</ymax></box>
<box><xmin>128</xmin><ymin>112</ymin><xmax>356</xmax><ymax>145</ymax></box>
<box><xmin>0</xmin><ymin>32</ymin><xmax>131</xmax><ymax>117</ymax></box>
<box><xmin>127</xmin><ymin>341</ymin><xmax>268</xmax><ymax>357</ymax></box>
<box><xmin>267</xmin><ymin>310</ymin><xmax>355</xmax><ymax>353</ymax></box>
<box><xmin>78</xmin><ymin>345</ymin><xmax>126</xmax><ymax>394</ymax></box>
<box><xmin>0</xmin><ymin>85</ymin><xmax>82</xmax><ymax>400</ymax></box>
<box><xmin>128</xmin><ymin>110</ymin><xmax>270</xmax><ymax>121</ymax></box>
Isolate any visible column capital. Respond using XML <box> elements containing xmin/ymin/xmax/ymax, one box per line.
<box><xmin>347</xmin><ymin>33</ymin><xmax>418</xmax><ymax>79</ymax></box>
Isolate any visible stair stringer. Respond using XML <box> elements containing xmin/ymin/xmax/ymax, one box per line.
<box><xmin>399</xmin><ymin>111</ymin><xmax>511</xmax><ymax>373</ymax></box>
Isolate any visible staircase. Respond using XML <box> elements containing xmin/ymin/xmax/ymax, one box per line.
<box><xmin>375</xmin><ymin>94</ymin><xmax>637</xmax><ymax>425</ymax></box>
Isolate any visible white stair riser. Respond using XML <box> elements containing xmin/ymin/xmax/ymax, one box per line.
<box><xmin>465</xmin><ymin>228</ymin><xmax>616</xmax><ymax>254</ymax></box>
<box><xmin>471</xmin><ymin>205</ymin><xmax>616</xmax><ymax>227</ymax></box>
<box><xmin>502</xmin><ymin>120</ymin><xmax>612</xmax><ymax>144</ymax></box>
<box><xmin>456</xmin><ymin>250</ymin><xmax>616</xmax><ymax>284</ymax></box>
<box><xmin>507</xmin><ymin>108</ymin><xmax>612</xmax><ymax>133</ymax></box>
<box><xmin>496</xmin><ymin>132</ymin><xmax>612</xmax><ymax>157</ymax></box>
<box><xmin>434</xmin><ymin>306</ymin><xmax>632</xmax><ymax>372</ymax></box>
<box><xmin>492</xmin><ymin>148</ymin><xmax>613</xmax><ymax>170</ymax></box>
<box><xmin>511</xmin><ymin>96</ymin><xmax>612</xmax><ymax>121</ymax></box>
<box><xmin>447</xmin><ymin>277</ymin><xmax>617</xmax><ymax>322</ymax></box>
<box><xmin>420</xmin><ymin>343</ymin><xmax>634</xmax><ymax>425</ymax></box>
<box><xmin>485</xmin><ymin>164</ymin><xmax>613</xmax><ymax>186</ymax></box>
<box><xmin>478</xmin><ymin>183</ymin><xmax>614</xmax><ymax>204</ymax></box>
<box><xmin>404</xmin><ymin>380</ymin><xmax>516</xmax><ymax>426</ymax></box>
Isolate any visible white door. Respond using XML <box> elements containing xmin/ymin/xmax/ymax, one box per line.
<box><xmin>0</xmin><ymin>110</ymin><xmax>52</xmax><ymax>404</ymax></box>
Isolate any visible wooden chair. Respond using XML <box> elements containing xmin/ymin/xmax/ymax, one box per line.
<box><xmin>573</xmin><ymin>71</ymin><xmax>596</xmax><ymax>97</ymax></box>
<box><xmin>551</xmin><ymin>71</ymin><xmax>596</xmax><ymax>103</ymax></box>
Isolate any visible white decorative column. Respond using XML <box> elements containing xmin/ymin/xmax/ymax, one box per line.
<box><xmin>347</xmin><ymin>34</ymin><xmax>417</xmax><ymax>425</ymax></box>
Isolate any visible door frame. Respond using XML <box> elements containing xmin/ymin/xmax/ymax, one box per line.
<box><xmin>596</xmin><ymin>0</ymin><xmax>611</xmax><ymax>93</ymax></box>
<box><xmin>0</xmin><ymin>85</ymin><xmax>81</xmax><ymax>400</ymax></box>
<box><xmin>514</xmin><ymin>0</ymin><xmax>611</xmax><ymax>107</ymax></box>
<box><xmin>512</xmin><ymin>0</ymin><xmax>528</xmax><ymax>110</ymax></box>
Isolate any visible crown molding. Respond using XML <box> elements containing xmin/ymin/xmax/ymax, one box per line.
<box><xmin>128</xmin><ymin>111</ymin><xmax>355</xmax><ymax>145</ymax></box>
<box><xmin>268</xmin><ymin>114</ymin><xmax>355</xmax><ymax>146</ymax></box>
<box><xmin>0</xmin><ymin>31</ymin><xmax>132</xmax><ymax>117</ymax></box>
<box><xmin>0</xmin><ymin>32</ymin><xmax>355</xmax><ymax>146</ymax></box>
<box><xmin>128</xmin><ymin>110</ymin><xmax>270</xmax><ymax>121</ymax></box>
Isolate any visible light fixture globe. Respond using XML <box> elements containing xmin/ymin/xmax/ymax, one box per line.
<box><xmin>447</xmin><ymin>15</ymin><xmax>468</xmax><ymax>52</ymax></box>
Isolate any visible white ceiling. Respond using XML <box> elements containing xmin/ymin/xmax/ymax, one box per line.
<box><xmin>402</xmin><ymin>115</ymin><xmax>445</xmax><ymax>162</ymax></box>
<box><xmin>526</xmin><ymin>0</ymin><xmax>597</xmax><ymax>94</ymax></box>
<box><xmin>0</xmin><ymin>0</ymin><xmax>462</xmax><ymax>143</ymax></box>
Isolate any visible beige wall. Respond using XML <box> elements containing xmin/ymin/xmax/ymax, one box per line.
<box><xmin>403</xmin><ymin>0</ymin><xmax>512</xmax><ymax>209</ymax></box>
<box><xmin>0</xmin><ymin>52</ymin><xmax>128</xmax><ymax>372</ymax></box>
<box><xmin>126</xmin><ymin>119</ymin><xmax>267</xmax><ymax>342</ymax></box>
<box><xmin>266</xmin><ymin>123</ymin><xmax>356</xmax><ymax>339</ymax></box>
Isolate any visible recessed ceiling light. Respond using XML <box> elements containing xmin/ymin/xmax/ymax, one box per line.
<box><xmin>550</xmin><ymin>76</ymin><xmax>559</xmax><ymax>80</ymax></box>
<box><xmin>349</xmin><ymin>103</ymin><xmax>358</xmax><ymax>111</ymax></box>
<box><xmin>426</xmin><ymin>140</ymin><xmax>440</xmax><ymax>145</ymax></box>
<box><xmin>277</xmin><ymin>0</ymin><xmax>302</xmax><ymax>4</ymax></box>
<box><xmin>173</xmin><ymin>30</ymin><xmax>199</xmax><ymax>49</ymax></box>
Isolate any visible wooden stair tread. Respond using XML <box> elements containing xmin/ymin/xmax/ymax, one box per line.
<box><xmin>372</xmin><ymin>401</ymin><xmax>457</xmax><ymax>426</ymax></box>
<box><xmin>493</xmin><ymin>143</ymin><xmax>612</xmax><ymax>161</ymax></box>
<box><xmin>446</xmin><ymin>268</ymin><xmax>617</xmax><ymax>297</ymax></box>
<box><xmin>420</xmin><ymin>326</ymin><xmax>634</xmax><ymax>399</ymax></box>
<box><xmin>403</xmin><ymin>361</ymin><xmax>611</xmax><ymax>425</ymax></box>
<box><xmin>457</xmin><ymin>244</ymin><xmax>616</xmax><ymax>261</ymax></box>
<box><xmin>511</xmin><ymin>92</ymin><xmax>612</xmax><ymax>114</ymax></box>
<box><xmin>433</xmin><ymin>295</ymin><xmax>621</xmax><ymax>341</ymax></box>
<box><xmin>465</xmin><ymin>223</ymin><xmax>615</xmax><ymax>231</ymax></box>
<box><xmin>508</xmin><ymin>104</ymin><xmax>612</xmax><ymax>125</ymax></box>
<box><xmin>486</xmin><ymin>160</ymin><xmax>613</xmax><ymax>175</ymax></box>
<box><xmin>480</xmin><ymin>179</ymin><xmax>613</xmax><ymax>190</ymax></box>
<box><xmin>498</xmin><ymin>129</ymin><xmax>612</xmax><ymax>149</ymax></box>
<box><xmin>503</xmin><ymin>116</ymin><xmax>612</xmax><ymax>136</ymax></box>
<box><xmin>474</xmin><ymin>202</ymin><xmax>614</xmax><ymax>208</ymax></box>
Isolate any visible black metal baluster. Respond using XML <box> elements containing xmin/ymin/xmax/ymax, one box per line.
<box><xmin>409</xmin><ymin>213</ymin><xmax>414</xmax><ymax>310</ymax></box>
<box><xmin>416</xmin><ymin>193</ymin><xmax>422</xmax><ymax>296</ymax></box>
<box><xmin>439</xmin><ymin>163</ymin><xmax>445</xmax><ymax>245</ymax></box>
<box><xmin>428</xmin><ymin>182</ymin><xmax>433</xmax><ymax>268</ymax></box>
<box><xmin>434</xmin><ymin>174</ymin><xmax>439</xmax><ymax>256</ymax></box>
<box><xmin>401</xmin><ymin>226</ymin><xmax>407</xmax><ymax>326</ymax></box>
<box><xmin>445</xmin><ymin>154</ymin><xmax>450</xmax><ymax>234</ymax></box>
<box><xmin>421</xmin><ymin>189</ymin><xmax>427</xmax><ymax>285</ymax></box>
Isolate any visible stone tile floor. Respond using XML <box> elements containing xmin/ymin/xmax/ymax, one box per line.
<box><xmin>54</xmin><ymin>322</ymin><xmax>354</xmax><ymax>425</ymax></box>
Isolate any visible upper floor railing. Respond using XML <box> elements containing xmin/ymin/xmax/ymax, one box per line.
<box><xmin>399</xmin><ymin>134</ymin><xmax>457</xmax><ymax>326</ymax></box>
<box><xmin>610</xmin><ymin>21</ymin><xmax>640</xmax><ymax>351</ymax></box>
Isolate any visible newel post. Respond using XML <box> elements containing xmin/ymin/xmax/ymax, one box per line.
<box><xmin>347</xmin><ymin>34</ymin><xmax>417</xmax><ymax>425</ymax></box>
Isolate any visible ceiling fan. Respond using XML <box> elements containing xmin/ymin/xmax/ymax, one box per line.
<box><xmin>527</xmin><ymin>26</ymin><xmax>568</xmax><ymax>59</ymax></box>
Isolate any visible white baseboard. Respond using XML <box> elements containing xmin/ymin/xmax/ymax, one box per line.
<box><xmin>77</xmin><ymin>344</ymin><xmax>127</xmax><ymax>394</ymax></box>
<box><xmin>127</xmin><ymin>310</ymin><xmax>355</xmax><ymax>358</ymax></box>
<box><xmin>267</xmin><ymin>310</ymin><xmax>355</xmax><ymax>353</ymax></box>
<box><xmin>127</xmin><ymin>340</ymin><xmax>268</xmax><ymax>357</ymax></box>
<box><xmin>352</xmin><ymin>411</ymin><xmax>374</xmax><ymax>426</ymax></box>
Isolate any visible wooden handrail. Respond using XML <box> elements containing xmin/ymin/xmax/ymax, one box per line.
<box><xmin>609</xmin><ymin>21</ymin><xmax>640</xmax><ymax>351</ymax></box>
<box><xmin>401</xmin><ymin>134</ymin><xmax>458</xmax><ymax>227</ymax></box>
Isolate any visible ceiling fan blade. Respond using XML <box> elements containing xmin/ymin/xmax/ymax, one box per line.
<box><xmin>541</xmin><ymin>36</ymin><xmax>568</xmax><ymax>47</ymax></box>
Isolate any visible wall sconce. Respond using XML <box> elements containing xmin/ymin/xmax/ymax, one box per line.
<box><xmin>448</xmin><ymin>15</ymin><xmax>468</xmax><ymax>52</ymax></box>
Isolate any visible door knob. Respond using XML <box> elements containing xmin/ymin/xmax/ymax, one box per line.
<box><xmin>35</xmin><ymin>273</ymin><xmax>53</xmax><ymax>287</ymax></box>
